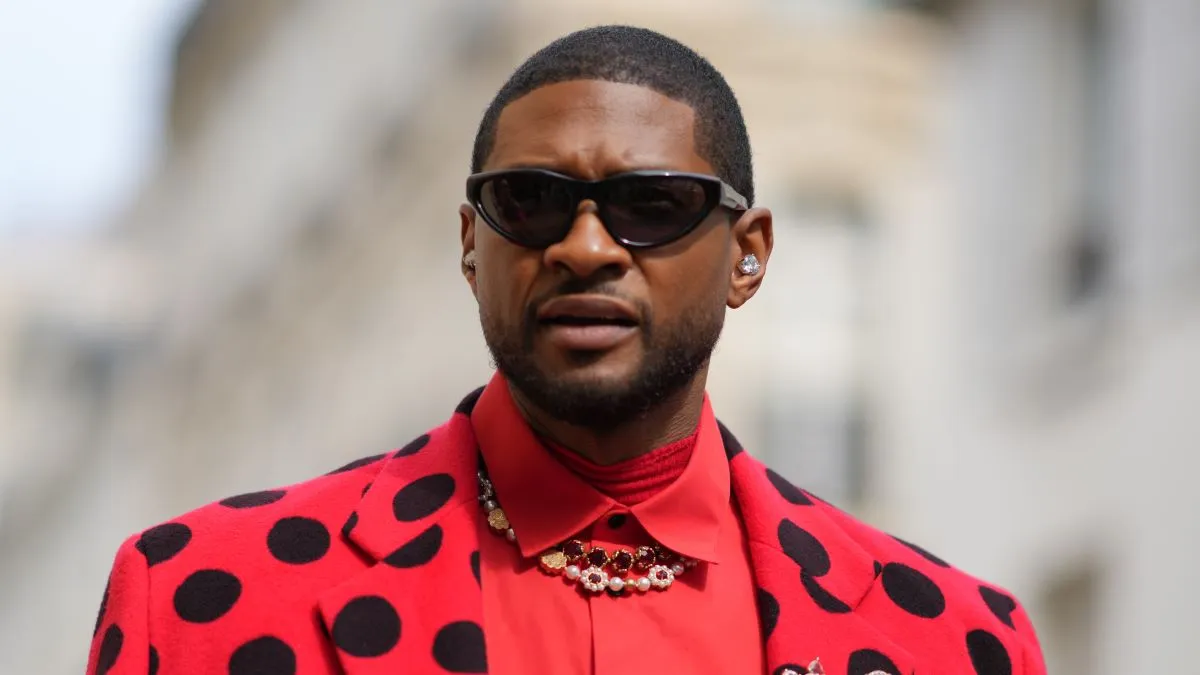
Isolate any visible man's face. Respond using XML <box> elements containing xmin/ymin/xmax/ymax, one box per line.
<box><xmin>462</xmin><ymin>79</ymin><xmax>760</xmax><ymax>430</ymax></box>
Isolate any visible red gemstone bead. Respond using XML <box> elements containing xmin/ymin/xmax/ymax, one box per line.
<box><xmin>586</xmin><ymin>547</ymin><xmax>609</xmax><ymax>568</ymax></box>
<box><xmin>588</xmin><ymin>572</ymin><xmax>603</xmax><ymax>584</ymax></box>
<box><xmin>656</xmin><ymin>569</ymin><xmax>670</xmax><ymax>580</ymax></box>
<box><xmin>634</xmin><ymin>546</ymin><xmax>657</xmax><ymax>570</ymax></box>
<box><xmin>611</xmin><ymin>550</ymin><xmax>634</xmax><ymax>573</ymax></box>
<box><xmin>656</xmin><ymin>548</ymin><xmax>676</xmax><ymax>565</ymax></box>
<box><xmin>563</xmin><ymin>540</ymin><xmax>586</xmax><ymax>561</ymax></box>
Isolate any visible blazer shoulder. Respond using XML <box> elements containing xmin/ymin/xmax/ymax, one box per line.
<box><xmin>812</xmin><ymin>497</ymin><xmax>1046</xmax><ymax>669</ymax></box>
<box><xmin>125</xmin><ymin>432</ymin><xmax>436</xmax><ymax>570</ymax></box>
<box><xmin>172</xmin><ymin>449</ymin><xmax>393</xmax><ymax>531</ymax></box>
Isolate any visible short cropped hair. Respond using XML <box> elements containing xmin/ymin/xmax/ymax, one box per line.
<box><xmin>470</xmin><ymin>25</ymin><xmax>755</xmax><ymax>206</ymax></box>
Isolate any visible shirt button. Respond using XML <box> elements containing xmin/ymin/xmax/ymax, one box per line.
<box><xmin>607</xmin><ymin>513</ymin><xmax>627</xmax><ymax>529</ymax></box>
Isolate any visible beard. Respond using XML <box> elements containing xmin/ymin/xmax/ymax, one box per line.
<box><xmin>480</xmin><ymin>290</ymin><xmax>725</xmax><ymax>431</ymax></box>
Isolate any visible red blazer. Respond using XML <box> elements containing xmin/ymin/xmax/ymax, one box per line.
<box><xmin>88</xmin><ymin>388</ymin><xmax>1046</xmax><ymax>675</ymax></box>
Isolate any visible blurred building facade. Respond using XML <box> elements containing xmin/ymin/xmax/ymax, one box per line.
<box><xmin>2</xmin><ymin>0</ymin><xmax>1198</xmax><ymax>673</ymax></box>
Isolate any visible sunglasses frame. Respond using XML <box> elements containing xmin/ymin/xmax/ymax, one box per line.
<box><xmin>465</xmin><ymin>168</ymin><xmax>749</xmax><ymax>249</ymax></box>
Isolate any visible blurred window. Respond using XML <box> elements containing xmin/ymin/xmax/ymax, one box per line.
<box><xmin>759</xmin><ymin>196</ymin><xmax>872</xmax><ymax>508</ymax></box>
<box><xmin>1058</xmin><ymin>0</ymin><xmax>1113</xmax><ymax>310</ymax></box>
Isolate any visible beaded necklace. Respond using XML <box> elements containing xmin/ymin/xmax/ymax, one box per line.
<box><xmin>477</xmin><ymin>470</ymin><xmax>695</xmax><ymax>595</ymax></box>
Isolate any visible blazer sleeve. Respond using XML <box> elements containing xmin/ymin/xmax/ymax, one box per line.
<box><xmin>87</xmin><ymin>535</ymin><xmax>153</xmax><ymax>675</ymax></box>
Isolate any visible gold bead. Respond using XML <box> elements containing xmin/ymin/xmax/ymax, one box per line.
<box><xmin>487</xmin><ymin>507</ymin><xmax>510</xmax><ymax>531</ymax></box>
<box><xmin>539</xmin><ymin>550</ymin><xmax>568</xmax><ymax>572</ymax></box>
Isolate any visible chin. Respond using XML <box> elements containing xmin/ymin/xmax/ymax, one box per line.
<box><xmin>539</xmin><ymin>349</ymin><xmax>642</xmax><ymax>384</ymax></box>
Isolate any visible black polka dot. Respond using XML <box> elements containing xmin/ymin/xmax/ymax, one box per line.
<box><xmin>967</xmin><ymin>629</ymin><xmax>1012</xmax><ymax>675</ymax></box>
<box><xmin>383</xmin><ymin>525</ymin><xmax>443</xmax><ymax>568</ymax></box>
<box><xmin>96</xmin><ymin>624</ymin><xmax>123</xmax><ymax>675</ymax></box>
<box><xmin>135</xmin><ymin>523</ymin><xmax>192</xmax><ymax>566</ymax></box>
<box><xmin>267</xmin><ymin>517</ymin><xmax>330</xmax><ymax>565</ymax></box>
<box><xmin>455</xmin><ymin>387</ymin><xmax>484</xmax><ymax>415</ymax></box>
<box><xmin>332</xmin><ymin>595</ymin><xmax>401</xmax><ymax>657</ymax></box>
<box><xmin>433</xmin><ymin>621</ymin><xmax>487</xmax><ymax>673</ymax></box>
<box><xmin>774</xmin><ymin>666</ymin><xmax>806</xmax><ymax>675</ymax></box>
<box><xmin>756</xmin><ymin>587</ymin><xmax>780</xmax><ymax>639</ymax></box>
<box><xmin>229</xmin><ymin>636</ymin><xmax>296</xmax><ymax>675</ymax></box>
<box><xmin>766</xmin><ymin>468</ymin><xmax>813</xmax><ymax>505</ymax></box>
<box><xmin>606</xmin><ymin>513</ymin><xmax>627</xmax><ymax>529</ymax></box>
<box><xmin>341</xmin><ymin>512</ymin><xmax>358</xmax><ymax>539</ymax></box>
<box><xmin>717</xmin><ymin>420</ymin><xmax>744</xmax><ymax>458</ymax></box>
<box><xmin>329</xmin><ymin>453</ymin><xmax>385</xmax><ymax>475</ymax></box>
<box><xmin>220</xmin><ymin>490</ymin><xmax>286</xmax><ymax>509</ymax></box>
<box><xmin>893</xmin><ymin>535</ymin><xmax>951</xmax><ymax>568</ymax></box>
<box><xmin>395</xmin><ymin>434</ymin><xmax>431</xmax><ymax>458</ymax></box>
<box><xmin>777</xmin><ymin>519</ymin><xmax>831</xmax><ymax>576</ymax></box>
<box><xmin>361</xmin><ymin>482</ymin><xmax>373</xmax><ymax>497</ymax></box>
<box><xmin>149</xmin><ymin>645</ymin><xmax>159</xmax><ymax>675</ymax></box>
<box><xmin>849</xmin><ymin>648</ymin><xmax>900</xmax><ymax>675</ymax></box>
<box><xmin>882</xmin><ymin>562</ymin><xmax>945</xmax><ymax>619</ymax></box>
<box><xmin>392</xmin><ymin>473</ymin><xmax>456</xmax><ymax>522</ymax></box>
<box><xmin>979</xmin><ymin>586</ymin><xmax>1017</xmax><ymax>629</ymax></box>
<box><xmin>173</xmin><ymin>569</ymin><xmax>242</xmax><ymax>623</ymax></box>
<box><xmin>470</xmin><ymin>551</ymin><xmax>481</xmax><ymax>586</ymax></box>
<box><xmin>94</xmin><ymin>579</ymin><xmax>110</xmax><ymax>637</ymax></box>
<box><xmin>801</xmin><ymin>573</ymin><xmax>851</xmax><ymax>613</ymax></box>
<box><xmin>873</xmin><ymin>561</ymin><xmax>883</xmax><ymax>577</ymax></box>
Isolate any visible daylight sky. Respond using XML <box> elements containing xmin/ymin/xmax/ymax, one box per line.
<box><xmin>0</xmin><ymin>0</ymin><xmax>199</xmax><ymax>234</ymax></box>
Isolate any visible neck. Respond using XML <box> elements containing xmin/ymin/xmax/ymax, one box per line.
<box><xmin>506</xmin><ymin>372</ymin><xmax>709</xmax><ymax>466</ymax></box>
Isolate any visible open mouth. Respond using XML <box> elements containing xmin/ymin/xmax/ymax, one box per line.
<box><xmin>540</xmin><ymin>316</ymin><xmax>638</xmax><ymax>327</ymax></box>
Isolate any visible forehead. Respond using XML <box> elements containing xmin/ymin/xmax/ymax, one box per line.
<box><xmin>487</xmin><ymin>79</ymin><xmax>714</xmax><ymax>177</ymax></box>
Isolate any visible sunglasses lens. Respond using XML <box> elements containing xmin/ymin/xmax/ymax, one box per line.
<box><xmin>474</xmin><ymin>171</ymin><xmax>720</xmax><ymax>248</ymax></box>
<box><xmin>478</xmin><ymin>172</ymin><xmax>573</xmax><ymax>246</ymax></box>
<box><xmin>602</xmin><ymin>176</ymin><xmax>711</xmax><ymax>246</ymax></box>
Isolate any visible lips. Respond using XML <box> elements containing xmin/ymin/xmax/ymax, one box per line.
<box><xmin>536</xmin><ymin>296</ymin><xmax>639</xmax><ymax>327</ymax></box>
<box><xmin>535</xmin><ymin>295</ymin><xmax>640</xmax><ymax>351</ymax></box>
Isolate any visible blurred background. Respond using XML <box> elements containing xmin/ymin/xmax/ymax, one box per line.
<box><xmin>1</xmin><ymin>0</ymin><xmax>1198</xmax><ymax>672</ymax></box>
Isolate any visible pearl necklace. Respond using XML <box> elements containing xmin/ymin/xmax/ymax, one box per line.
<box><xmin>477</xmin><ymin>470</ymin><xmax>695</xmax><ymax>595</ymax></box>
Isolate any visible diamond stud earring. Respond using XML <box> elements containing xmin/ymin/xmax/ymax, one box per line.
<box><xmin>737</xmin><ymin>253</ymin><xmax>761</xmax><ymax>276</ymax></box>
<box><xmin>463</xmin><ymin>251</ymin><xmax>477</xmax><ymax>270</ymax></box>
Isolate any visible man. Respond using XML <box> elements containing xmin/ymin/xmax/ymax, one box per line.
<box><xmin>88</xmin><ymin>26</ymin><xmax>1045</xmax><ymax>675</ymax></box>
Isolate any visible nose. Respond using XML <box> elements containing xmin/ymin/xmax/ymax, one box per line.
<box><xmin>542</xmin><ymin>200</ymin><xmax>632</xmax><ymax>279</ymax></box>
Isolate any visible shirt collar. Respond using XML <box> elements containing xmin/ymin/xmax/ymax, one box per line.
<box><xmin>470</xmin><ymin>372</ymin><xmax>730</xmax><ymax>564</ymax></box>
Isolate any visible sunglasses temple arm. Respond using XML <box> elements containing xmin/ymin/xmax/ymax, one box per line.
<box><xmin>719</xmin><ymin>183</ymin><xmax>749</xmax><ymax>211</ymax></box>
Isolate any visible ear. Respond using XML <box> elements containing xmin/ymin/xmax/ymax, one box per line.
<box><xmin>460</xmin><ymin>204</ymin><xmax>479</xmax><ymax>299</ymax></box>
<box><xmin>727</xmin><ymin>207</ymin><xmax>773</xmax><ymax>309</ymax></box>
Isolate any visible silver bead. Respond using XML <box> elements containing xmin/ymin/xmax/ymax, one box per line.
<box><xmin>505</xmin><ymin>528</ymin><xmax>517</xmax><ymax>542</ymax></box>
<box><xmin>670</xmin><ymin>563</ymin><xmax>686</xmax><ymax>576</ymax></box>
<box><xmin>483</xmin><ymin>500</ymin><xmax>498</xmax><ymax>512</ymax></box>
<box><xmin>565</xmin><ymin>565</ymin><xmax>581</xmax><ymax>580</ymax></box>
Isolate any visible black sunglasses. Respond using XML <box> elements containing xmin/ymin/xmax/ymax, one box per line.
<box><xmin>466</xmin><ymin>168</ymin><xmax>748</xmax><ymax>249</ymax></box>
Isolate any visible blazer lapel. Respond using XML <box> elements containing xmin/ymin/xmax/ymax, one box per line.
<box><xmin>721</xmin><ymin>423</ymin><xmax>920</xmax><ymax>675</ymax></box>
<box><xmin>317</xmin><ymin>389</ymin><xmax>490</xmax><ymax>674</ymax></box>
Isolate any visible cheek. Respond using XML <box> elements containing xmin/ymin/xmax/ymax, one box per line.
<box><xmin>476</xmin><ymin>249</ymin><xmax>540</xmax><ymax>319</ymax></box>
<box><xmin>646</xmin><ymin>256</ymin><xmax>729</xmax><ymax>315</ymax></box>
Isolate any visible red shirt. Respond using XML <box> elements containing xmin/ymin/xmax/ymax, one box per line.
<box><xmin>471</xmin><ymin>377</ymin><xmax>764</xmax><ymax>675</ymax></box>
